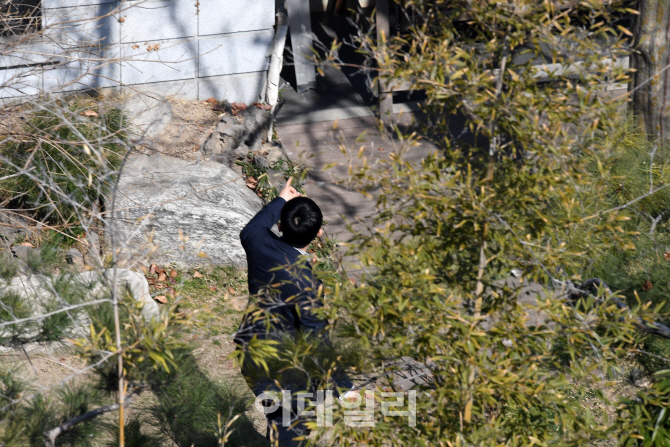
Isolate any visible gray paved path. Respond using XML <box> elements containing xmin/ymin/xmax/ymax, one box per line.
<box><xmin>276</xmin><ymin>114</ymin><xmax>440</xmax><ymax>280</ymax></box>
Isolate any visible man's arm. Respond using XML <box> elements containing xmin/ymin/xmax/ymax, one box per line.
<box><xmin>240</xmin><ymin>197</ymin><xmax>285</xmax><ymax>248</ymax></box>
<box><xmin>240</xmin><ymin>177</ymin><xmax>302</xmax><ymax>247</ymax></box>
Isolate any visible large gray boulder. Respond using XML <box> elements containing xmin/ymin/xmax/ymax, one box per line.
<box><xmin>0</xmin><ymin>268</ymin><xmax>159</xmax><ymax>341</ymax></box>
<box><xmin>112</xmin><ymin>154</ymin><xmax>263</xmax><ymax>267</ymax></box>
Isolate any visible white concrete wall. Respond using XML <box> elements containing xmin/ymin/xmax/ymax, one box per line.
<box><xmin>0</xmin><ymin>0</ymin><xmax>274</xmax><ymax>103</ymax></box>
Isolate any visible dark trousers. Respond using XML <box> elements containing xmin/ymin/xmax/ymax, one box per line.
<box><xmin>241</xmin><ymin>357</ymin><xmax>313</xmax><ymax>447</ymax></box>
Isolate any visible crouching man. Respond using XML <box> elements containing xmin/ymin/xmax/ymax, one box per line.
<box><xmin>234</xmin><ymin>178</ymin><xmax>354</xmax><ymax>446</ymax></box>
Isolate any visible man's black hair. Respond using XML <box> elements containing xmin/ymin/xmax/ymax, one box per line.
<box><xmin>280</xmin><ymin>197</ymin><xmax>323</xmax><ymax>248</ymax></box>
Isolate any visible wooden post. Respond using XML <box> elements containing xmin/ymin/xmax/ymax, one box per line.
<box><xmin>377</xmin><ymin>0</ymin><xmax>393</xmax><ymax>124</ymax></box>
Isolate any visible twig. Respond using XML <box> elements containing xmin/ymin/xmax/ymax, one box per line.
<box><xmin>43</xmin><ymin>395</ymin><xmax>135</xmax><ymax>447</ymax></box>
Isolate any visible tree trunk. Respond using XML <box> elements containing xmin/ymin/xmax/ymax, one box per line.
<box><xmin>630</xmin><ymin>0</ymin><xmax>670</xmax><ymax>143</ymax></box>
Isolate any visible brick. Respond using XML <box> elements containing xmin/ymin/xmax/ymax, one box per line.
<box><xmin>43</xmin><ymin>46</ymin><xmax>120</xmax><ymax>92</ymax></box>
<box><xmin>43</xmin><ymin>3</ymin><xmax>120</xmax><ymax>46</ymax></box>
<box><xmin>121</xmin><ymin>38</ymin><xmax>196</xmax><ymax>85</ymax></box>
<box><xmin>128</xmin><ymin>79</ymin><xmax>198</xmax><ymax>100</ymax></box>
<box><xmin>198</xmin><ymin>31</ymin><xmax>272</xmax><ymax>78</ymax></box>
<box><xmin>0</xmin><ymin>41</ymin><xmax>65</xmax><ymax>68</ymax></box>
<box><xmin>198</xmin><ymin>0</ymin><xmax>274</xmax><ymax>37</ymax></box>
<box><xmin>121</xmin><ymin>0</ymin><xmax>197</xmax><ymax>44</ymax></box>
<box><xmin>198</xmin><ymin>71</ymin><xmax>266</xmax><ymax>104</ymax></box>
<box><xmin>0</xmin><ymin>67</ymin><xmax>42</xmax><ymax>98</ymax></box>
<box><xmin>42</xmin><ymin>0</ymin><xmax>115</xmax><ymax>9</ymax></box>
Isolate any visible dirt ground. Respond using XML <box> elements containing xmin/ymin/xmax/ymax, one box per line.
<box><xmin>132</xmin><ymin>98</ymin><xmax>220</xmax><ymax>161</ymax></box>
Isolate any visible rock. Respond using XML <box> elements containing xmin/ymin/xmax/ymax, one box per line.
<box><xmin>200</xmin><ymin>104</ymin><xmax>272</xmax><ymax>168</ymax></box>
<box><xmin>253</xmin><ymin>153</ymin><xmax>270</xmax><ymax>170</ymax></box>
<box><xmin>112</xmin><ymin>153</ymin><xmax>263</xmax><ymax>268</ymax></box>
<box><xmin>12</xmin><ymin>245</ymin><xmax>35</xmax><ymax>261</ymax></box>
<box><xmin>88</xmin><ymin>232</ymin><xmax>100</xmax><ymax>258</ymax></box>
<box><xmin>219</xmin><ymin>100</ymin><xmax>234</xmax><ymax>115</ymax></box>
<box><xmin>124</xmin><ymin>94</ymin><xmax>173</xmax><ymax>140</ymax></box>
<box><xmin>0</xmin><ymin>213</ymin><xmax>28</xmax><ymax>248</ymax></box>
<box><xmin>66</xmin><ymin>248</ymin><xmax>85</xmax><ymax>268</ymax></box>
<box><xmin>265</xmin><ymin>145</ymin><xmax>285</xmax><ymax>166</ymax></box>
<box><xmin>0</xmin><ymin>268</ymin><xmax>159</xmax><ymax>340</ymax></box>
<box><xmin>202</xmin><ymin>132</ymin><xmax>225</xmax><ymax>158</ymax></box>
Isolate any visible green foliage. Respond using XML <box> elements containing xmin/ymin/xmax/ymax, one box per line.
<box><xmin>145</xmin><ymin>350</ymin><xmax>260</xmax><ymax>447</ymax></box>
<box><xmin>233</xmin><ymin>1</ymin><xmax>670</xmax><ymax>446</ymax></box>
<box><xmin>104</xmin><ymin>417</ymin><xmax>163</xmax><ymax>447</ymax></box>
<box><xmin>0</xmin><ymin>255</ymin><xmax>91</xmax><ymax>345</ymax></box>
<box><xmin>0</xmin><ymin>378</ymin><xmax>107</xmax><ymax>447</ymax></box>
<box><xmin>582</xmin><ymin>123</ymin><xmax>670</xmax><ymax>373</ymax></box>
<box><xmin>236</xmin><ymin>156</ymin><xmax>307</xmax><ymax>204</ymax></box>
<box><xmin>0</xmin><ymin>99</ymin><xmax>126</xmax><ymax>238</ymax></box>
<box><xmin>619</xmin><ymin>371</ymin><xmax>670</xmax><ymax>447</ymax></box>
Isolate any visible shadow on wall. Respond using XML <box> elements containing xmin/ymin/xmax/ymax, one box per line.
<box><xmin>1</xmin><ymin>0</ymin><xmax>275</xmax><ymax>104</ymax></box>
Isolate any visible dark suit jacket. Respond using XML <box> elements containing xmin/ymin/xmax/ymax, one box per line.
<box><xmin>233</xmin><ymin>197</ymin><xmax>353</xmax><ymax>390</ymax></box>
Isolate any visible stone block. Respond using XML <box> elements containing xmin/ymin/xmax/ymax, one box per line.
<box><xmin>121</xmin><ymin>38</ymin><xmax>196</xmax><ymax>85</ymax></box>
<box><xmin>198</xmin><ymin>71</ymin><xmax>267</xmax><ymax>104</ymax></box>
<box><xmin>42</xmin><ymin>46</ymin><xmax>120</xmax><ymax>92</ymax></box>
<box><xmin>0</xmin><ymin>42</ymin><xmax>62</xmax><ymax>68</ymax></box>
<box><xmin>125</xmin><ymin>79</ymin><xmax>198</xmax><ymax>100</ymax></box>
<box><xmin>198</xmin><ymin>0</ymin><xmax>274</xmax><ymax>37</ymax></box>
<box><xmin>43</xmin><ymin>3</ymin><xmax>120</xmax><ymax>46</ymax></box>
<box><xmin>120</xmin><ymin>0</ymin><xmax>197</xmax><ymax>44</ymax></box>
<box><xmin>65</xmin><ymin>248</ymin><xmax>85</xmax><ymax>268</ymax></box>
<box><xmin>0</xmin><ymin>67</ymin><xmax>42</xmax><ymax>98</ymax></box>
<box><xmin>42</xmin><ymin>0</ymin><xmax>115</xmax><ymax>9</ymax></box>
<box><xmin>198</xmin><ymin>31</ymin><xmax>272</xmax><ymax>78</ymax></box>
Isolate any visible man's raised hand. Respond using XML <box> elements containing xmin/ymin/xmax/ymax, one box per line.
<box><xmin>279</xmin><ymin>177</ymin><xmax>301</xmax><ymax>202</ymax></box>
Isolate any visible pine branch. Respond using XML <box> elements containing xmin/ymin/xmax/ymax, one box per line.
<box><xmin>43</xmin><ymin>394</ymin><xmax>135</xmax><ymax>447</ymax></box>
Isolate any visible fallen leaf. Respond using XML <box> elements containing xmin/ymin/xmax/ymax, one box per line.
<box><xmin>119</xmin><ymin>16</ymin><xmax>125</xmax><ymax>22</ymax></box>
<box><xmin>155</xmin><ymin>282</ymin><xmax>165</xmax><ymax>289</ymax></box>
<box><xmin>81</xmin><ymin>109</ymin><xmax>98</xmax><ymax>117</ymax></box>
<box><xmin>147</xmin><ymin>278</ymin><xmax>156</xmax><ymax>286</ymax></box>
<box><xmin>228</xmin><ymin>287</ymin><xmax>235</xmax><ymax>294</ymax></box>
<box><xmin>193</xmin><ymin>271</ymin><xmax>203</xmax><ymax>278</ymax></box>
<box><xmin>312</xmin><ymin>256</ymin><xmax>318</xmax><ymax>264</ymax></box>
<box><xmin>209</xmin><ymin>286</ymin><xmax>217</xmax><ymax>291</ymax></box>
<box><xmin>349</xmin><ymin>278</ymin><xmax>357</xmax><ymax>287</ymax></box>
<box><xmin>664</xmin><ymin>251</ymin><xmax>670</xmax><ymax>260</ymax></box>
<box><xmin>158</xmin><ymin>272</ymin><xmax>167</xmax><ymax>282</ymax></box>
<box><xmin>131</xmin><ymin>44</ymin><xmax>139</xmax><ymax>50</ymax></box>
<box><xmin>246</xmin><ymin>179</ymin><xmax>257</xmax><ymax>190</ymax></box>
<box><xmin>211</xmin><ymin>104</ymin><xmax>228</xmax><ymax>112</ymax></box>
<box><xmin>170</xmin><ymin>269</ymin><xmax>177</xmax><ymax>278</ymax></box>
<box><xmin>150</xmin><ymin>263</ymin><xmax>157</xmax><ymax>274</ymax></box>
<box><xmin>231</xmin><ymin>102</ymin><xmax>248</xmax><ymax>111</ymax></box>
<box><xmin>378</xmin><ymin>147</ymin><xmax>385</xmax><ymax>151</ymax></box>
<box><xmin>253</xmin><ymin>102</ymin><xmax>272</xmax><ymax>111</ymax></box>
<box><xmin>155</xmin><ymin>295</ymin><xmax>168</xmax><ymax>304</ymax></box>
<box><xmin>205</xmin><ymin>97</ymin><xmax>218</xmax><ymax>104</ymax></box>
<box><xmin>198</xmin><ymin>251</ymin><xmax>209</xmax><ymax>258</ymax></box>
<box><xmin>18</xmin><ymin>242</ymin><xmax>34</xmax><ymax>247</ymax></box>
